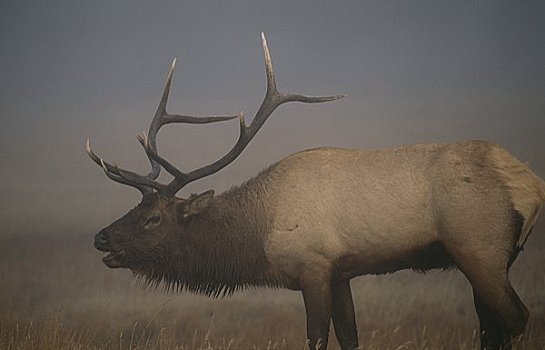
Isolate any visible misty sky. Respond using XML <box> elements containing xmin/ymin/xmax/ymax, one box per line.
<box><xmin>1</xmin><ymin>1</ymin><xmax>544</xmax><ymax>235</ymax></box>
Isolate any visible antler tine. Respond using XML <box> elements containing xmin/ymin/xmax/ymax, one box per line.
<box><xmin>162</xmin><ymin>33</ymin><xmax>345</xmax><ymax>196</ymax></box>
<box><xmin>137</xmin><ymin>132</ymin><xmax>188</xmax><ymax>182</ymax></box>
<box><xmin>143</xmin><ymin>58</ymin><xmax>177</xmax><ymax>180</ymax></box>
<box><xmin>86</xmin><ymin>139</ymin><xmax>158</xmax><ymax>194</ymax></box>
<box><xmin>98</xmin><ymin>159</ymin><xmax>154</xmax><ymax>195</ymax></box>
<box><xmin>261</xmin><ymin>33</ymin><xmax>278</xmax><ymax>96</ymax></box>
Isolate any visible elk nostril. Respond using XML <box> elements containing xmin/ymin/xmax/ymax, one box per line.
<box><xmin>94</xmin><ymin>232</ymin><xmax>108</xmax><ymax>247</ymax></box>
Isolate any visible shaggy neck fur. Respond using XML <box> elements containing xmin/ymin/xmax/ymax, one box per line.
<box><xmin>135</xmin><ymin>168</ymin><xmax>280</xmax><ymax>297</ymax></box>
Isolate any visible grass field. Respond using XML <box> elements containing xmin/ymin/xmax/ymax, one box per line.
<box><xmin>1</xmin><ymin>224</ymin><xmax>544</xmax><ymax>350</ymax></box>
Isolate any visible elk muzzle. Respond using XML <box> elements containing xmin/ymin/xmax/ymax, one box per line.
<box><xmin>94</xmin><ymin>229</ymin><xmax>125</xmax><ymax>268</ymax></box>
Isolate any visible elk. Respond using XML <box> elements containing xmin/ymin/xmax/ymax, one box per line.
<box><xmin>87</xmin><ymin>33</ymin><xmax>545</xmax><ymax>350</ymax></box>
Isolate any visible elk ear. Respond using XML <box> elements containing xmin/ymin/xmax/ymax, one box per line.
<box><xmin>180</xmin><ymin>190</ymin><xmax>215</xmax><ymax>220</ymax></box>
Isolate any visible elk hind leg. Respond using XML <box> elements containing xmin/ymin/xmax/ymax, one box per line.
<box><xmin>473</xmin><ymin>291</ymin><xmax>506</xmax><ymax>349</ymax></box>
<box><xmin>453</xmin><ymin>251</ymin><xmax>528</xmax><ymax>349</ymax></box>
<box><xmin>476</xmin><ymin>277</ymin><xmax>527</xmax><ymax>350</ymax></box>
<box><xmin>331</xmin><ymin>279</ymin><xmax>359</xmax><ymax>350</ymax></box>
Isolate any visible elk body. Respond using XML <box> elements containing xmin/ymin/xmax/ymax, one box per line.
<box><xmin>88</xmin><ymin>34</ymin><xmax>545</xmax><ymax>350</ymax></box>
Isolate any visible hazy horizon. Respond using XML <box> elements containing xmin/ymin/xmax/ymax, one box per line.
<box><xmin>1</xmin><ymin>0</ymin><xmax>544</xmax><ymax>235</ymax></box>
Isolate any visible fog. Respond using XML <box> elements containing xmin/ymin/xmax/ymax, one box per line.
<box><xmin>1</xmin><ymin>0</ymin><xmax>544</xmax><ymax>235</ymax></box>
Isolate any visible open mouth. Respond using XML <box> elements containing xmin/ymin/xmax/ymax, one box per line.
<box><xmin>102</xmin><ymin>250</ymin><xmax>125</xmax><ymax>268</ymax></box>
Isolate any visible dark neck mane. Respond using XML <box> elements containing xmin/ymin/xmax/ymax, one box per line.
<box><xmin>136</xmin><ymin>169</ymin><xmax>281</xmax><ymax>297</ymax></box>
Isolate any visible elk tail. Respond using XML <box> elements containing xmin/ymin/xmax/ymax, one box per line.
<box><xmin>489</xmin><ymin>146</ymin><xmax>545</xmax><ymax>250</ymax></box>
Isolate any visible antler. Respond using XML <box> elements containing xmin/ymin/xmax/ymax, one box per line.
<box><xmin>88</xmin><ymin>33</ymin><xmax>344</xmax><ymax>197</ymax></box>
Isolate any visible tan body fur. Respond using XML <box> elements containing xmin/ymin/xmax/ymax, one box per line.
<box><xmin>264</xmin><ymin>140</ymin><xmax>545</xmax><ymax>287</ymax></box>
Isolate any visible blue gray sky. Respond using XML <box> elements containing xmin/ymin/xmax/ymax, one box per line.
<box><xmin>1</xmin><ymin>1</ymin><xmax>544</xmax><ymax>234</ymax></box>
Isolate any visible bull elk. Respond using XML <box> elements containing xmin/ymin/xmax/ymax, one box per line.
<box><xmin>87</xmin><ymin>33</ymin><xmax>545</xmax><ymax>350</ymax></box>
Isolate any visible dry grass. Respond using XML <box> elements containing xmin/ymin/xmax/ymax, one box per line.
<box><xmin>1</xmin><ymin>227</ymin><xmax>544</xmax><ymax>350</ymax></box>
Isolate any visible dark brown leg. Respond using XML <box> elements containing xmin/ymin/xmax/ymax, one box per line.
<box><xmin>440</xmin><ymin>208</ymin><xmax>529</xmax><ymax>350</ymax></box>
<box><xmin>301</xmin><ymin>271</ymin><xmax>333</xmax><ymax>350</ymax></box>
<box><xmin>457</xmin><ymin>260</ymin><xmax>528</xmax><ymax>350</ymax></box>
<box><xmin>473</xmin><ymin>290</ymin><xmax>505</xmax><ymax>349</ymax></box>
<box><xmin>331</xmin><ymin>279</ymin><xmax>359</xmax><ymax>350</ymax></box>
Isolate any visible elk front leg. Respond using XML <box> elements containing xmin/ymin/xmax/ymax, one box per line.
<box><xmin>331</xmin><ymin>279</ymin><xmax>359</xmax><ymax>350</ymax></box>
<box><xmin>301</xmin><ymin>270</ymin><xmax>333</xmax><ymax>350</ymax></box>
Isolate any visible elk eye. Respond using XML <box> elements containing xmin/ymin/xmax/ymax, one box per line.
<box><xmin>145</xmin><ymin>215</ymin><xmax>161</xmax><ymax>227</ymax></box>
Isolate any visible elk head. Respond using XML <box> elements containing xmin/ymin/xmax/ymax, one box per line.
<box><xmin>87</xmin><ymin>33</ymin><xmax>344</xmax><ymax>274</ymax></box>
<box><xmin>92</xmin><ymin>191</ymin><xmax>214</xmax><ymax>270</ymax></box>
